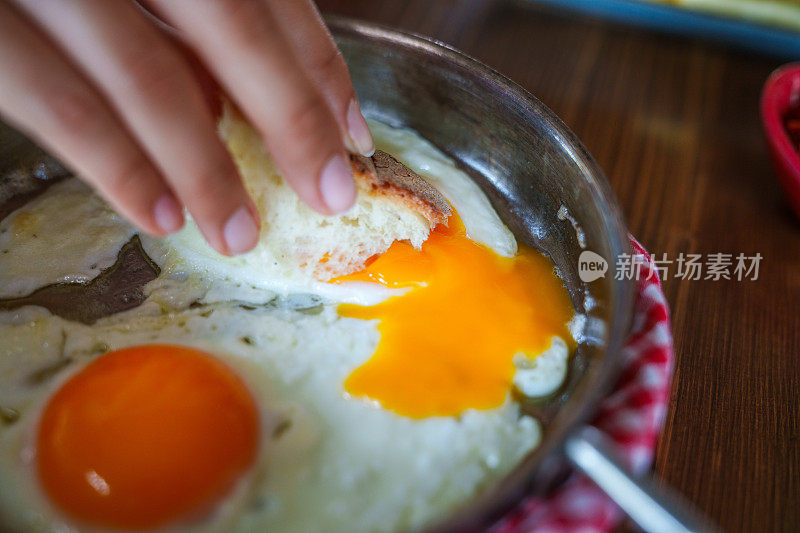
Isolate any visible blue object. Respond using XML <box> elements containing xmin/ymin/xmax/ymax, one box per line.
<box><xmin>528</xmin><ymin>0</ymin><xmax>800</xmax><ymax>58</ymax></box>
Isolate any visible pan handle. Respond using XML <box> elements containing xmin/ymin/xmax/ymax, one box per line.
<box><xmin>564</xmin><ymin>426</ymin><xmax>718</xmax><ymax>533</ymax></box>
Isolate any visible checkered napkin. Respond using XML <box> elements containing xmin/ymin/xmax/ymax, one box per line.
<box><xmin>492</xmin><ymin>237</ymin><xmax>674</xmax><ymax>533</ymax></box>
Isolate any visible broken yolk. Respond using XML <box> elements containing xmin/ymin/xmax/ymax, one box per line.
<box><xmin>334</xmin><ymin>213</ymin><xmax>574</xmax><ymax>418</ymax></box>
<box><xmin>36</xmin><ymin>345</ymin><xmax>259</xmax><ymax>529</ymax></box>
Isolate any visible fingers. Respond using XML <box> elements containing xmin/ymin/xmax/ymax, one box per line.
<box><xmin>268</xmin><ymin>0</ymin><xmax>374</xmax><ymax>157</ymax></box>
<box><xmin>14</xmin><ymin>0</ymin><xmax>259</xmax><ymax>255</ymax></box>
<box><xmin>0</xmin><ymin>2</ymin><xmax>183</xmax><ymax>237</ymax></box>
<box><xmin>149</xmin><ymin>0</ymin><xmax>357</xmax><ymax>215</ymax></box>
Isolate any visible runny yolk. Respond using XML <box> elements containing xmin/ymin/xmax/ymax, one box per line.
<box><xmin>334</xmin><ymin>213</ymin><xmax>574</xmax><ymax>418</ymax></box>
<box><xmin>36</xmin><ymin>345</ymin><xmax>259</xmax><ymax>530</ymax></box>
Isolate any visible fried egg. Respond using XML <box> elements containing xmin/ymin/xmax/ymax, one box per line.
<box><xmin>0</xmin><ymin>120</ymin><xmax>574</xmax><ymax>532</ymax></box>
<box><xmin>0</xmin><ymin>302</ymin><xmax>541</xmax><ymax>532</ymax></box>
<box><xmin>334</xmin><ymin>212</ymin><xmax>573</xmax><ymax>418</ymax></box>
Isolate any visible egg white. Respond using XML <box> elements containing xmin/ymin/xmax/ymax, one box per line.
<box><xmin>0</xmin><ymin>179</ymin><xmax>135</xmax><ymax>299</ymax></box>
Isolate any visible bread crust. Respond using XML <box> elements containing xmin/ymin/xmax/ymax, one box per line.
<box><xmin>219</xmin><ymin>100</ymin><xmax>448</xmax><ymax>227</ymax></box>
<box><xmin>350</xmin><ymin>151</ymin><xmax>451</xmax><ymax>227</ymax></box>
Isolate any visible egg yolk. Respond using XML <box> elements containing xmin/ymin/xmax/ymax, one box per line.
<box><xmin>334</xmin><ymin>214</ymin><xmax>573</xmax><ymax>418</ymax></box>
<box><xmin>36</xmin><ymin>345</ymin><xmax>259</xmax><ymax>529</ymax></box>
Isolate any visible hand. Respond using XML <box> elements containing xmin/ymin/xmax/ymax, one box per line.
<box><xmin>0</xmin><ymin>0</ymin><xmax>374</xmax><ymax>255</ymax></box>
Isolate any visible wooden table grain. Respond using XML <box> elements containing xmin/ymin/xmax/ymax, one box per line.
<box><xmin>316</xmin><ymin>1</ymin><xmax>800</xmax><ymax>531</ymax></box>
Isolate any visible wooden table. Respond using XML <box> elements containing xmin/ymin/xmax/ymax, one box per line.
<box><xmin>317</xmin><ymin>1</ymin><xmax>799</xmax><ymax>531</ymax></box>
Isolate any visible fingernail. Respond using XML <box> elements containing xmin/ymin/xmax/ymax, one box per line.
<box><xmin>223</xmin><ymin>206</ymin><xmax>259</xmax><ymax>254</ymax></box>
<box><xmin>347</xmin><ymin>99</ymin><xmax>374</xmax><ymax>157</ymax></box>
<box><xmin>319</xmin><ymin>154</ymin><xmax>356</xmax><ymax>214</ymax></box>
<box><xmin>153</xmin><ymin>193</ymin><xmax>184</xmax><ymax>234</ymax></box>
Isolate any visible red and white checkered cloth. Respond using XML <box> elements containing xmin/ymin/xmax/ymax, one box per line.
<box><xmin>492</xmin><ymin>237</ymin><xmax>674</xmax><ymax>533</ymax></box>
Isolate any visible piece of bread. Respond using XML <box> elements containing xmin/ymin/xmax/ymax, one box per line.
<box><xmin>218</xmin><ymin>103</ymin><xmax>450</xmax><ymax>281</ymax></box>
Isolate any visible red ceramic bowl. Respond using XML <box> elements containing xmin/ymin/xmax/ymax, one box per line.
<box><xmin>761</xmin><ymin>63</ymin><xmax>800</xmax><ymax>219</ymax></box>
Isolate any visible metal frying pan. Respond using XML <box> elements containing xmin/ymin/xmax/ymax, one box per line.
<box><xmin>329</xmin><ymin>18</ymin><xmax>713</xmax><ymax>532</ymax></box>
<box><xmin>0</xmin><ymin>16</ymin><xmax>712</xmax><ymax>533</ymax></box>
